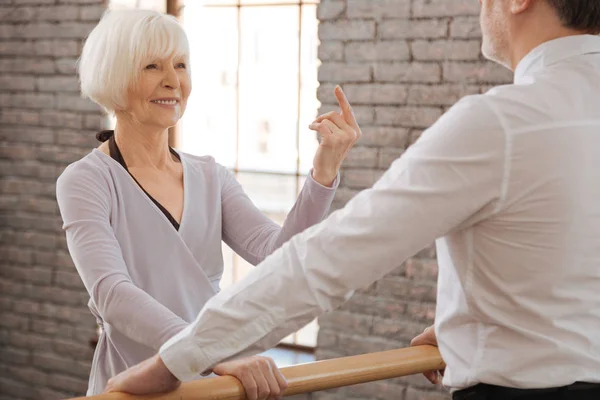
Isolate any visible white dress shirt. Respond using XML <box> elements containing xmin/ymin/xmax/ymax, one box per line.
<box><xmin>160</xmin><ymin>35</ymin><xmax>600</xmax><ymax>391</ymax></box>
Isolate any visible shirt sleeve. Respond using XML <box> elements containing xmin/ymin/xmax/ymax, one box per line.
<box><xmin>56</xmin><ymin>163</ymin><xmax>189</xmax><ymax>351</ymax></box>
<box><xmin>159</xmin><ymin>96</ymin><xmax>508</xmax><ymax>381</ymax></box>
<box><xmin>220</xmin><ymin>165</ymin><xmax>339</xmax><ymax>265</ymax></box>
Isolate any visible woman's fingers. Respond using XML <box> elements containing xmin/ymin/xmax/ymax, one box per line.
<box><xmin>251</xmin><ymin>363</ymin><xmax>271</xmax><ymax>400</ymax></box>
<box><xmin>260</xmin><ymin>358</ymin><xmax>285</xmax><ymax>400</ymax></box>
<box><xmin>313</xmin><ymin>111</ymin><xmax>351</xmax><ymax>131</ymax></box>
<box><xmin>213</xmin><ymin>356</ymin><xmax>287</xmax><ymax>400</ymax></box>
<box><xmin>307</xmin><ymin>87</ymin><xmax>361</xmax><ymax>185</ymax></box>
<box><xmin>311</xmin><ymin>112</ymin><xmax>360</xmax><ymax>146</ymax></box>
<box><xmin>240</xmin><ymin>369</ymin><xmax>259</xmax><ymax>400</ymax></box>
<box><xmin>309</xmin><ymin>119</ymin><xmax>339</xmax><ymax>139</ymax></box>
<box><xmin>334</xmin><ymin>86</ymin><xmax>360</xmax><ymax>131</ymax></box>
<box><xmin>271</xmin><ymin>358</ymin><xmax>288</xmax><ymax>394</ymax></box>
<box><xmin>312</xmin><ymin>87</ymin><xmax>361</xmax><ymax>141</ymax></box>
<box><xmin>252</xmin><ymin>357</ymin><xmax>286</xmax><ymax>400</ymax></box>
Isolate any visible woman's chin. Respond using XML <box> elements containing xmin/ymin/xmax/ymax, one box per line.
<box><xmin>150</xmin><ymin>116</ymin><xmax>181</xmax><ymax>130</ymax></box>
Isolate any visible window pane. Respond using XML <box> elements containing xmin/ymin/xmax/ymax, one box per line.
<box><xmin>238</xmin><ymin>6</ymin><xmax>300</xmax><ymax>173</ymax></box>
<box><xmin>230</xmin><ymin>173</ymin><xmax>292</xmax><ymax>282</ymax></box>
<box><xmin>109</xmin><ymin>0</ymin><xmax>166</xmax><ymax>12</ymax></box>
<box><xmin>240</xmin><ymin>0</ymin><xmax>300</xmax><ymax>4</ymax></box>
<box><xmin>294</xmin><ymin>318</ymin><xmax>319</xmax><ymax>347</ymax></box>
<box><xmin>180</xmin><ymin>4</ymin><xmax>238</xmax><ymax>168</ymax></box>
<box><xmin>201</xmin><ymin>0</ymin><xmax>239</xmax><ymax>5</ymax></box>
<box><xmin>297</xmin><ymin>174</ymin><xmax>307</xmax><ymax>192</ymax></box>
<box><xmin>241</xmin><ymin>0</ymin><xmax>319</xmax><ymax>4</ymax></box>
<box><xmin>260</xmin><ymin>347</ymin><xmax>315</xmax><ymax>368</ymax></box>
<box><xmin>299</xmin><ymin>4</ymin><xmax>320</xmax><ymax>174</ymax></box>
<box><xmin>236</xmin><ymin>172</ymin><xmax>297</xmax><ymax>214</ymax></box>
<box><xmin>179</xmin><ymin>2</ymin><xmax>320</xmax><ymax>349</ymax></box>
<box><xmin>201</xmin><ymin>0</ymin><xmax>320</xmax><ymax>5</ymax></box>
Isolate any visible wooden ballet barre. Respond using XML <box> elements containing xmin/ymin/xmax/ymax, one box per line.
<box><xmin>68</xmin><ymin>345</ymin><xmax>444</xmax><ymax>400</ymax></box>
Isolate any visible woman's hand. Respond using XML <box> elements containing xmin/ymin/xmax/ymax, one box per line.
<box><xmin>309</xmin><ymin>85</ymin><xmax>362</xmax><ymax>187</ymax></box>
<box><xmin>213</xmin><ymin>356</ymin><xmax>288</xmax><ymax>400</ymax></box>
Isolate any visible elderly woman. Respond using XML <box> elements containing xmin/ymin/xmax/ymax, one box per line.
<box><xmin>56</xmin><ymin>9</ymin><xmax>357</xmax><ymax>399</ymax></box>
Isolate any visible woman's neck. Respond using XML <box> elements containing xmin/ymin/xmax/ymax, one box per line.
<box><xmin>113</xmin><ymin>119</ymin><xmax>176</xmax><ymax>170</ymax></box>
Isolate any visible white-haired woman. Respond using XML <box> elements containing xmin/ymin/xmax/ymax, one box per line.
<box><xmin>56</xmin><ymin>9</ymin><xmax>358</xmax><ymax>399</ymax></box>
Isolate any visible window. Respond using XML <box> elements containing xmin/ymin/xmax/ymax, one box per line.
<box><xmin>180</xmin><ymin>0</ymin><xmax>321</xmax><ymax>348</ymax></box>
<box><xmin>109</xmin><ymin>0</ymin><xmax>166</xmax><ymax>12</ymax></box>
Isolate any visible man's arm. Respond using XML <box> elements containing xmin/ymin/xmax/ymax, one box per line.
<box><xmin>160</xmin><ymin>94</ymin><xmax>508</xmax><ymax>380</ymax></box>
<box><xmin>107</xmin><ymin>94</ymin><xmax>508</xmax><ymax>394</ymax></box>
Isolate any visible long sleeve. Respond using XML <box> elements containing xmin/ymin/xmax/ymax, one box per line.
<box><xmin>160</xmin><ymin>96</ymin><xmax>508</xmax><ymax>380</ymax></box>
<box><xmin>56</xmin><ymin>164</ymin><xmax>189</xmax><ymax>351</ymax></box>
<box><xmin>220</xmin><ymin>166</ymin><xmax>339</xmax><ymax>265</ymax></box>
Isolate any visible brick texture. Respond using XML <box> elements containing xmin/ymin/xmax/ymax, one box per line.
<box><xmin>314</xmin><ymin>1</ymin><xmax>512</xmax><ymax>400</ymax></box>
<box><xmin>0</xmin><ymin>1</ymin><xmax>106</xmax><ymax>399</ymax></box>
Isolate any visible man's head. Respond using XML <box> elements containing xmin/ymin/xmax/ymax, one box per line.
<box><xmin>480</xmin><ymin>0</ymin><xmax>600</xmax><ymax>69</ymax></box>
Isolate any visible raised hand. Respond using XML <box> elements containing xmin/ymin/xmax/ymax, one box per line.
<box><xmin>309</xmin><ymin>85</ymin><xmax>362</xmax><ymax>187</ymax></box>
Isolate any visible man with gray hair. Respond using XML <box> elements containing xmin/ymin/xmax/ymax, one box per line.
<box><xmin>109</xmin><ymin>1</ymin><xmax>600</xmax><ymax>399</ymax></box>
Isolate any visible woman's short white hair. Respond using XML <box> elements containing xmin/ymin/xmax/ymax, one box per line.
<box><xmin>79</xmin><ymin>9</ymin><xmax>190</xmax><ymax>114</ymax></box>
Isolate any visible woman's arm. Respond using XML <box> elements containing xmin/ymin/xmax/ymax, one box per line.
<box><xmin>221</xmin><ymin>87</ymin><xmax>359</xmax><ymax>266</ymax></box>
<box><xmin>220</xmin><ymin>166</ymin><xmax>339</xmax><ymax>266</ymax></box>
<box><xmin>56</xmin><ymin>163</ymin><xmax>188</xmax><ymax>350</ymax></box>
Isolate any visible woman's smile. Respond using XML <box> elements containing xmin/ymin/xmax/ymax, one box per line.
<box><xmin>150</xmin><ymin>97</ymin><xmax>180</xmax><ymax>109</ymax></box>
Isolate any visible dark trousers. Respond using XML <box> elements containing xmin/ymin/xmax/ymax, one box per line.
<box><xmin>452</xmin><ymin>382</ymin><xmax>600</xmax><ymax>400</ymax></box>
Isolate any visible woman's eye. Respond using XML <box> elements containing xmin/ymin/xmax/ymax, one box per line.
<box><xmin>145</xmin><ymin>64</ymin><xmax>158</xmax><ymax>70</ymax></box>
<box><xmin>176</xmin><ymin>63</ymin><xmax>186</xmax><ymax>69</ymax></box>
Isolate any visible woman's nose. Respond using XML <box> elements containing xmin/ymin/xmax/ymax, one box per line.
<box><xmin>162</xmin><ymin>67</ymin><xmax>179</xmax><ymax>89</ymax></box>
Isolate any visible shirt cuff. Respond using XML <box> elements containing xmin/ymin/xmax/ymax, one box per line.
<box><xmin>307</xmin><ymin>169</ymin><xmax>340</xmax><ymax>190</ymax></box>
<box><xmin>159</xmin><ymin>328</ymin><xmax>213</xmax><ymax>382</ymax></box>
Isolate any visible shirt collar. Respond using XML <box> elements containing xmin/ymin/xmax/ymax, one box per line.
<box><xmin>514</xmin><ymin>34</ymin><xmax>600</xmax><ymax>84</ymax></box>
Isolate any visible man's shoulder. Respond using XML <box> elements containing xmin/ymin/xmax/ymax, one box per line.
<box><xmin>481</xmin><ymin>82</ymin><xmax>538</xmax><ymax>108</ymax></box>
<box><xmin>479</xmin><ymin>79</ymin><xmax>583</xmax><ymax>133</ymax></box>
<box><xmin>411</xmin><ymin>93</ymin><xmax>506</xmax><ymax>155</ymax></box>
<box><xmin>433</xmin><ymin>92</ymin><xmax>505</xmax><ymax>135</ymax></box>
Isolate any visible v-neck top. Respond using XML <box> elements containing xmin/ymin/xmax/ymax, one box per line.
<box><xmin>56</xmin><ymin>143</ymin><xmax>339</xmax><ymax>395</ymax></box>
<box><xmin>104</xmin><ymin>131</ymin><xmax>181</xmax><ymax>231</ymax></box>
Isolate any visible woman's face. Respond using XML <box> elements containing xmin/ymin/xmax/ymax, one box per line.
<box><xmin>122</xmin><ymin>54</ymin><xmax>191</xmax><ymax>129</ymax></box>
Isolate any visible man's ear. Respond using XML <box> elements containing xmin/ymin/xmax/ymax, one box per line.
<box><xmin>510</xmin><ymin>0</ymin><xmax>534</xmax><ymax>15</ymax></box>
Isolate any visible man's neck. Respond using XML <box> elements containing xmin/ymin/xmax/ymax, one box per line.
<box><xmin>509</xmin><ymin>29</ymin><xmax>586</xmax><ymax>70</ymax></box>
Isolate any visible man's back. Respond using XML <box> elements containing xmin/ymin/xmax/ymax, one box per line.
<box><xmin>437</xmin><ymin>34</ymin><xmax>600</xmax><ymax>391</ymax></box>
